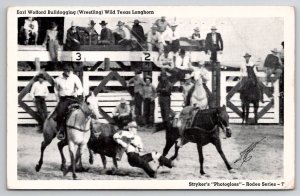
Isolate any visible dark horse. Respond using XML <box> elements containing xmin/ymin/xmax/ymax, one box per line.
<box><xmin>240</xmin><ymin>66</ymin><xmax>261</xmax><ymax>124</ymax></box>
<box><xmin>155</xmin><ymin>105</ymin><xmax>235</xmax><ymax>175</ymax></box>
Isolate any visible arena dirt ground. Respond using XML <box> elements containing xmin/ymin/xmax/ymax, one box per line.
<box><xmin>17</xmin><ymin>124</ymin><xmax>283</xmax><ymax>180</ymax></box>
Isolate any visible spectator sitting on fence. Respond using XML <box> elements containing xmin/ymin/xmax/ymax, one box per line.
<box><xmin>162</xmin><ymin>22</ymin><xmax>180</xmax><ymax>54</ymax></box>
<box><xmin>131</xmin><ymin>19</ymin><xmax>146</xmax><ymax>45</ymax></box>
<box><xmin>64</xmin><ymin>21</ymin><xmax>81</xmax><ymax>51</ymax></box>
<box><xmin>142</xmin><ymin>76</ymin><xmax>157</xmax><ymax>128</ymax></box>
<box><xmin>205</xmin><ymin>26</ymin><xmax>223</xmax><ymax>62</ymax></box>
<box><xmin>99</xmin><ymin>20</ymin><xmax>114</xmax><ymax>45</ymax></box>
<box><xmin>85</xmin><ymin>20</ymin><xmax>99</xmax><ymax>45</ymax></box>
<box><xmin>22</xmin><ymin>17</ymin><xmax>39</xmax><ymax>45</ymax></box>
<box><xmin>263</xmin><ymin>48</ymin><xmax>283</xmax><ymax>87</ymax></box>
<box><xmin>147</xmin><ymin>25</ymin><xmax>163</xmax><ymax>54</ymax></box>
<box><xmin>154</xmin><ymin>16</ymin><xmax>170</xmax><ymax>34</ymax></box>
<box><xmin>30</xmin><ymin>73</ymin><xmax>49</xmax><ymax>132</ymax></box>
<box><xmin>156</xmin><ymin>49</ymin><xmax>174</xmax><ymax>70</ymax></box>
<box><xmin>112</xmin><ymin>98</ymin><xmax>132</xmax><ymax>129</ymax></box>
<box><xmin>42</xmin><ymin>22</ymin><xmax>61</xmax><ymax>66</ymax></box>
<box><xmin>191</xmin><ymin>27</ymin><xmax>201</xmax><ymax>40</ymax></box>
<box><xmin>113</xmin><ymin>21</ymin><xmax>138</xmax><ymax>50</ymax></box>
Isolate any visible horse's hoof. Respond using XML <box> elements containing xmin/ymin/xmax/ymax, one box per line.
<box><xmin>60</xmin><ymin>164</ymin><xmax>66</xmax><ymax>171</ymax></box>
<box><xmin>72</xmin><ymin>174</ymin><xmax>77</xmax><ymax>180</ymax></box>
<box><xmin>35</xmin><ymin>164</ymin><xmax>41</xmax><ymax>172</ymax></box>
<box><xmin>229</xmin><ymin>169</ymin><xmax>237</xmax><ymax>174</ymax></box>
<box><xmin>63</xmin><ymin>167</ymin><xmax>69</xmax><ymax>176</ymax></box>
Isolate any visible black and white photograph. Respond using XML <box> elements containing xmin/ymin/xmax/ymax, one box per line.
<box><xmin>7</xmin><ymin>6</ymin><xmax>295</xmax><ymax>189</ymax></box>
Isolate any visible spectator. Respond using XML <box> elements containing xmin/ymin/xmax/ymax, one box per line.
<box><xmin>113</xmin><ymin>21</ymin><xmax>138</xmax><ymax>49</ymax></box>
<box><xmin>191</xmin><ymin>27</ymin><xmax>201</xmax><ymax>40</ymax></box>
<box><xmin>263</xmin><ymin>48</ymin><xmax>283</xmax><ymax>86</ymax></box>
<box><xmin>23</xmin><ymin>17</ymin><xmax>39</xmax><ymax>45</ymax></box>
<box><xmin>42</xmin><ymin>22</ymin><xmax>61</xmax><ymax>63</ymax></box>
<box><xmin>205</xmin><ymin>26</ymin><xmax>223</xmax><ymax>62</ymax></box>
<box><xmin>156</xmin><ymin>71</ymin><xmax>172</xmax><ymax>124</ymax></box>
<box><xmin>147</xmin><ymin>25</ymin><xmax>163</xmax><ymax>53</ymax></box>
<box><xmin>112</xmin><ymin>98</ymin><xmax>132</xmax><ymax>129</ymax></box>
<box><xmin>142</xmin><ymin>76</ymin><xmax>157</xmax><ymax>128</ymax></box>
<box><xmin>154</xmin><ymin>16</ymin><xmax>170</xmax><ymax>33</ymax></box>
<box><xmin>64</xmin><ymin>21</ymin><xmax>81</xmax><ymax>51</ymax></box>
<box><xmin>157</xmin><ymin>49</ymin><xmax>174</xmax><ymax>70</ymax></box>
<box><xmin>131</xmin><ymin>19</ymin><xmax>146</xmax><ymax>44</ymax></box>
<box><xmin>99</xmin><ymin>20</ymin><xmax>114</xmax><ymax>45</ymax></box>
<box><xmin>30</xmin><ymin>74</ymin><xmax>49</xmax><ymax>131</ymax></box>
<box><xmin>86</xmin><ymin>20</ymin><xmax>98</xmax><ymax>45</ymax></box>
<box><xmin>162</xmin><ymin>22</ymin><xmax>180</xmax><ymax>54</ymax></box>
<box><xmin>127</xmin><ymin>71</ymin><xmax>145</xmax><ymax>125</ymax></box>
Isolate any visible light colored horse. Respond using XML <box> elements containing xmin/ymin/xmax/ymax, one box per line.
<box><xmin>190</xmin><ymin>80</ymin><xmax>208</xmax><ymax>110</ymax></box>
<box><xmin>63</xmin><ymin>92</ymin><xmax>101</xmax><ymax>179</ymax></box>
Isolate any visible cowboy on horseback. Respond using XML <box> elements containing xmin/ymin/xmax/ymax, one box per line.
<box><xmin>54</xmin><ymin>64</ymin><xmax>83</xmax><ymax>140</ymax></box>
<box><xmin>239</xmin><ymin>53</ymin><xmax>264</xmax><ymax>103</ymax></box>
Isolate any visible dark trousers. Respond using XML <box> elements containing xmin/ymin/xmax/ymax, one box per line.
<box><xmin>127</xmin><ymin>152</ymin><xmax>156</xmax><ymax>178</ymax></box>
<box><xmin>48</xmin><ymin>40</ymin><xmax>59</xmax><ymax>62</ymax></box>
<box><xmin>113</xmin><ymin>114</ymin><xmax>132</xmax><ymax>129</ymax></box>
<box><xmin>143</xmin><ymin>98</ymin><xmax>155</xmax><ymax>125</ymax></box>
<box><xmin>35</xmin><ymin>96</ymin><xmax>48</xmax><ymax>126</ymax></box>
<box><xmin>134</xmin><ymin>93</ymin><xmax>143</xmax><ymax>124</ymax></box>
<box><xmin>55</xmin><ymin>96</ymin><xmax>79</xmax><ymax>131</ymax></box>
<box><xmin>209</xmin><ymin>44</ymin><xmax>218</xmax><ymax>61</ymax></box>
<box><xmin>159</xmin><ymin>96</ymin><xmax>171</xmax><ymax>123</ymax></box>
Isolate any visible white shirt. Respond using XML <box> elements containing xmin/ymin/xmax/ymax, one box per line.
<box><xmin>24</xmin><ymin>19</ymin><xmax>39</xmax><ymax>33</ymax></box>
<box><xmin>191</xmin><ymin>66</ymin><xmax>210</xmax><ymax>83</ymax></box>
<box><xmin>162</xmin><ymin>28</ymin><xmax>180</xmax><ymax>45</ymax></box>
<box><xmin>30</xmin><ymin>81</ymin><xmax>49</xmax><ymax>98</ymax></box>
<box><xmin>240</xmin><ymin>61</ymin><xmax>258</xmax><ymax>77</ymax></box>
<box><xmin>54</xmin><ymin>73</ymin><xmax>83</xmax><ymax>97</ymax></box>
<box><xmin>158</xmin><ymin>53</ymin><xmax>174</xmax><ymax>69</ymax></box>
<box><xmin>212</xmin><ymin>33</ymin><xmax>217</xmax><ymax>44</ymax></box>
<box><xmin>175</xmin><ymin>55</ymin><xmax>190</xmax><ymax>70</ymax></box>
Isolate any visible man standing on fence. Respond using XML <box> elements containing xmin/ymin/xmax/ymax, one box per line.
<box><xmin>54</xmin><ymin>65</ymin><xmax>83</xmax><ymax>140</ymax></box>
<box><xmin>205</xmin><ymin>26</ymin><xmax>223</xmax><ymax>62</ymax></box>
<box><xmin>142</xmin><ymin>76</ymin><xmax>157</xmax><ymax>128</ymax></box>
<box><xmin>127</xmin><ymin>71</ymin><xmax>145</xmax><ymax>126</ymax></box>
<box><xmin>30</xmin><ymin>74</ymin><xmax>49</xmax><ymax>132</ymax></box>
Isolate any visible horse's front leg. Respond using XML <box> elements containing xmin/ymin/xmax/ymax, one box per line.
<box><xmin>170</xmin><ymin>138</ymin><xmax>186</xmax><ymax>160</ymax></box>
<box><xmin>112</xmin><ymin>156</ymin><xmax>118</xmax><ymax>175</ymax></box>
<box><xmin>253</xmin><ymin>102</ymin><xmax>259</xmax><ymax>124</ymax></box>
<box><xmin>246</xmin><ymin>104</ymin><xmax>250</xmax><ymax>124</ymax></box>
<box><xmin>162</xmin><ymin>138</ymin><xmax>176</xmax><ymax>157</ymax></box>
<box><xmin>35</xmin><ymin>140</ymin><xmax>51</xmax><ymax>172</ymax></box>
<box><xmin>212</xmin><ymin>138</ymin><xmax>234</xmax><ymax>173</ymax></box>
<box><xmin>196</xmin><ymin>143</ymin><xmax>205</xmax><ymax>175</ymax></box>
<box><xmin>100</xmin><ymin>154</ymin><xmax>107</xmax><ymax>169</ymax></box>
<box><xmin>57</xmin><ymin>139</ymin><xmax>68</xmax><ymax>171</ymax></box>
<box><xmin>63</xmin><ymin>142</ymin><xmax>77</xmax><ymax>179</ymax></box>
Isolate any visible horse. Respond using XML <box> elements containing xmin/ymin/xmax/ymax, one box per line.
<box><xmin>62</xmin><ymin>92</ymin><xmax>101</xmax><ymax>179</ymax></box>
<box><xmin>186</xmin><ymin>80</ymin><xmax>208</xmax><ymax>109</ymax></box>
<box><xmin>240</xmin><ymin>66</ymin><xmax>261</xmax><ymax>124</ymax></box>
<box><xmin>87</xmin><ymin>121</ymin><xmax>119</xmax><ymax>173</ymax></box>
<box><xmin>154</xmin><ymin>105</ymin><xmax>234</xmax><ymax>176</ymax></box>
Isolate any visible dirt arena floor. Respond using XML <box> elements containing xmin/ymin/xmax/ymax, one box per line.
<box><xmin>17</xmin><ymin>124</ymin><xmax>283</xmax><ymax>180</ymax></box>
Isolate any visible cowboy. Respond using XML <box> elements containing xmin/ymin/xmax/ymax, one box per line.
<box><xmin>263</xmin><ymin>48</ymin><xmax>283</xmax><ymax>86</ymax></box>
<box><xmin>112</xmin><ymin>98</ymin><xmax>132</xmax><ymax>129</ymax></box>
<box><xmin>147</xmin><ymin>25</ymin><xmax>163</xmax><ymax>53</ymax></box>
<box><xmin>142</xmin><ymin>76</ymin><xmax>157</xmax><ymax>128</ymax></box>
<box><xmin>131</xmin><ymin>19</ymin><xmax>146</xmax><ymax>44</ymax></box>
<box><xmin>205</xmin><ymin>26</ymin><xmax>223</xmax><ymax>61</ymax></box>
<box><xmin>127</xmin><ymin>71</ymin><xmax>145</xmax><ymax>125</ymax></box>
<box><xmin>54</xmin><ymin>64</ymin><xmax>83</xmax><ymax>140</ymax></box>
<box><xmin>156</xmin><ymin>71</ymin><xmax>173</xmax><ymax>124</ymax></box>
<box><xmin>30</xmin><ymin>74</ymin><xmax>49</xmax><ymax>131</ymax></box>
<box><xmin>86</xmin><ymin>20</ymin><xmax>98</xmax><ymax>45</ymax></box>
<box><xmin>113</xmin><ymin>21</ymin><xmax>130</xmax><ymax>43</ymax></box>
<box><xmin>240</xmin><ymin>53</ymin><xmax>264</xmax><ymax>102</ymax></box>
<box><xmin>154</xmin><ymin>16</ymin><xmax>170</xmax><ymax>33</ymax></box>
<box><xmin>64</xmin><ymin>21</ymin><xmax>81</xmax><ymax>51</ymax></box>
<box><xmin>191</xmin><ymin>27</ymin><xmax>201</xmax><ymax>40</ymax></box>
<box><xmin>113</xmin><ymin>121</ymin><xmax>174</xmax><ymax>178</ymax></box>
<box><xmin>182</xmin><ymin>73</ymin><xmax>194</xmax><ymax>106</ymax></box>
<box><xmin>23</xmin><ymin>17</ymin><xmax>39</xmax><ymax>45</ymax></box>
<box><xmin>157</xmin><ymin>49</ymin><xmax>174</xmax><ymax>70</ymax></box>
<box><xmin>42</xmin><ymin>22</ymin><xmax>61</xmax><ymax>64</ymax></box>
<box><xmin>99</xmin><ymin>20</ymin><xmax>114</xmax><ymax>45</ymax></box>
<box><xmin>162</xmin><ymin>22</ymin><xmax>180</xmax><ymax>53</ymax></box>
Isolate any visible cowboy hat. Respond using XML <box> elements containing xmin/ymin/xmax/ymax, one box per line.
<box><xmin>194</xmin><ymin>27</ymin><xmax>200</xmax><ymax>32</ymax></box>
<box><xmin>184</xmin><ymin>73</ymin><xmax>192</xmax><ymax>80</ymax></box>
<box><xmin>151</xmin><ymin>24</ymin><xmax>158</xmax><ymax>29</ymax></box>
<box><xmin>120</xmin><ymin>98</ymin><xmax>126</xmax><ymax>104</ymax></box>
<box><xmin>37</xmin><ymin>73</ymin><xmax>45</xmax><ymax>79</ymax></box>
<box><xmin>271</xmin><ymin>48</ymin><xmax>279</xmax><ymax>53</ymax></box>
<box><xmin>99</xmin><ymin>20</ymin><xmax>108</xmax><ymax>26</ymax></box>
<box><xmin>133</xmin><ymin>19</ymin><xmax>141</xmax><ymax>24</ymax></box>
<box><xmin>62</xmin><ymin>64</ymin><xmax>73</xmax><ymax>71</ymax></box>
<box><xmin>170</xmin><ymin>22</ymin><xmax>178</xmax><ymax>27</ymax></box>
<box><xmin>89</xmin><ymin>20</ymin><xmax>96</xmax><ymax>26</ymax></box>
<box><xmin>128</xmin><ymin>121</ymin><xmax>137</xmax><ymax>128</ymax></box>
<box><xmin>116</xmin><ymin>21</ymin><xmax>125</xmax><ymax>26</ymax></box>
<box><xmin>243</xmin><ymin>53</ymin><xmax>252</xmax><ymax>58</ymax></box>
<box><xmin>211</xmin><ymin>26</ymin><xmax>217</xmax><ymax>30</ymax></box>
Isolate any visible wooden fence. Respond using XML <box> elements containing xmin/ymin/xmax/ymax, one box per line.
<box><xmin>17</xmin><ymin>71</ymin><xmax>279</xmax><ymax>125</ymax></box>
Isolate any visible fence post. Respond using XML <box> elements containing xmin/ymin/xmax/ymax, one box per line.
<box><xmin>35</xmin><ymin>57</ymin><xmax>40</xmax><ymax>71</ymax></box>
<box><xmin>211</xmin><ymin>61</ymin><xmax>221</xmax><ymax>107</ymax></box>
<box><xmin>104</xmin><ymin>58</ymin><xmax>110</xmax><ymax>71</ymax></box>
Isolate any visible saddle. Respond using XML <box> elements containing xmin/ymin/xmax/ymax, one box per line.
<box><xmin>178</xmin><ymin>106</ymin><xmax>198</xmax><ymax>131</ymax></box>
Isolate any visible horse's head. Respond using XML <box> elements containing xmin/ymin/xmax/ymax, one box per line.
<box><xmin>217</xmin><ymin>105</ymin><xmax>232</xmax><ymax>138</ymax></box>
<box><xmin>83</xmin><ymin>91</ymin><xmax>101</xmax><ymax>119</ymax></box>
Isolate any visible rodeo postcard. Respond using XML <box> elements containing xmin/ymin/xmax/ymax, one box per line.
<box><xmin>7</xmin><ymin>6</ymin><xmax>295</xmax><ymax>189</ymax></box>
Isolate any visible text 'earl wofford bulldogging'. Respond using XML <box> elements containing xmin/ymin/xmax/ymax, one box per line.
<box><xmin>16</xmin><ymin>9</ymin><xmax>155</xmax><ymax>15</ymax></box>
